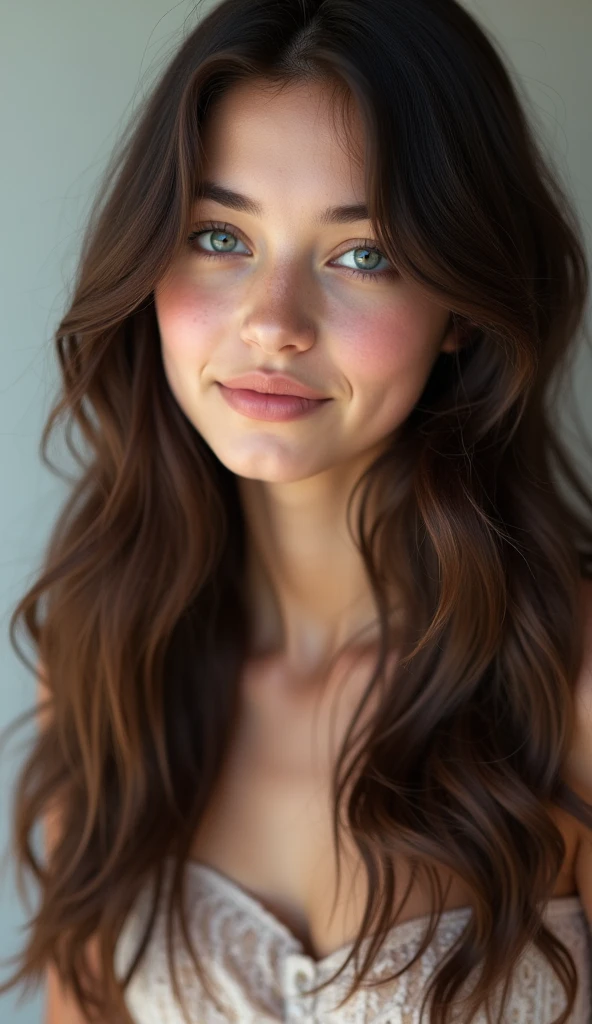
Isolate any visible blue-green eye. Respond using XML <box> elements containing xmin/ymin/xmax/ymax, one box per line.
<box><xmin>187</xmin><ymin>220</ymin><xmax>396</xmax><ymax>281</ymax></box>
<box><xmin>188</xmin><ymin>223</ymin><xmax>249</xmax><ymax>256</ymax></box>
<box><xmin>332</xmin><ymin>245</ymin><xmax>391</xmax><ymax>277</ymax></box>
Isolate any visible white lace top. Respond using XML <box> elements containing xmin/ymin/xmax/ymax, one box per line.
<box><xmin>113</xmin><ymin>857</ymin><xmax>592</xmax><ymax>1023</ymax></box>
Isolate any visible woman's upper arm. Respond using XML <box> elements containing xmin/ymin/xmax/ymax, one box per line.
<box><xmin>44</xmin><ymin>966</ymin><xmax>102</xmax><ymax>1024</ymax></box>
<box><xmin>36</xmin><ymin>663</ymin><xmax>106</xmax><ymax>1024</ymax></box>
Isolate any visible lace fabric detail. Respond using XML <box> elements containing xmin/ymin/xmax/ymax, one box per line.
<box><xmin>113</xmin><ymin>859</ymin><xmax>592</xmax><ymax>1023</ymax></box>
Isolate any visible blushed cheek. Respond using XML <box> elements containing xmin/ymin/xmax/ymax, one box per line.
<box><xmin>332</xmin><ymin>303</ymin><xmax>446</xmax><ymax>437</ymax></box>
<box><xmin>154</xmin><ymin>273</ymin><xmax>227</xmax><ymax>362</ymax></box>
<box><xmin>333</xmin><ymin>307</ymin><xmax>423</xmax><ymax>380</ymax></box>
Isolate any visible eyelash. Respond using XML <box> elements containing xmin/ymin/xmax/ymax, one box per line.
<box><xmin>186</xmin><ymin>220</ymin><xmax>395</xmax><ymax>282</ymax></box>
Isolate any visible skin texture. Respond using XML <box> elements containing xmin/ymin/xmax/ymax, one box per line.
<box><xmin>154</xmin><ymin>77</ymin><xmax>462</xmax><ymax>679</ymax></box>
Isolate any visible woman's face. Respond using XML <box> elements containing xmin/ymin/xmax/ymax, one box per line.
<box><xmin>154</xmin><ymin>78</ymin><xmax>458</xmax><ymax>483</ymax></box>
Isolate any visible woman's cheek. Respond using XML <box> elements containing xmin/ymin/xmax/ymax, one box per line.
<box><xmin>330</xmin><ymin>303</ymin><xmax>448</xmax><ymax>437</ymax></box>
<box><xmin>332</xmin><ymin>306</ymin><xmax>421</xmax><ymax>381</ymax></box>
<box><xmin>155</xmin><ymin>273</ymin><xmax>228</xmax><ymax>361</ymax></box>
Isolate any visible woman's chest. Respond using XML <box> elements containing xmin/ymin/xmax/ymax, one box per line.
<box><xmin>188</xmin><ymin>657</ymin><xmax>581</xmax><ymax>961</ymax></box>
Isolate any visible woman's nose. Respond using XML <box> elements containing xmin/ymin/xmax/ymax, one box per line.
<box><xmin>238</xmin><ymin>261</ymin><xmax>318</xmax><ymax>354</ymax></box>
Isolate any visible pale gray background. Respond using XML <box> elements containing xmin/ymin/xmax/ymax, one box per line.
<box><xmin>1</xmin><ymin>1</ymin><xmax>590</xmax><ymax>1020</ymax></box>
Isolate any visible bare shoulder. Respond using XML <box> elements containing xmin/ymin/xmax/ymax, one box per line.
<box><xmin>566</xmin><ymin>578</ymin><xmax>592</xmax><ymax>798</ymax></box>
<box><xmin>563</xmin><ymin>578</ymin><xmax>592</xmax><ymax>925</ymax></box>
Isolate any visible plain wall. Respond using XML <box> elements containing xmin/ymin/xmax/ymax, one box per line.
<box><xmin>1</xmin><ymin>1</ymin><xmax>590</xmax><ymax>1020</ymax></box>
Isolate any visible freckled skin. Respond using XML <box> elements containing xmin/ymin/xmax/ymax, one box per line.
<box><xmin>155</xmin><ymin>78</ymin><xmax>459</xmax><ymax>484</ymax></box>
<box><xmin>154</xmin><ymin>77</ymin><xmax>460</xmax><ymax>664</ymax></box>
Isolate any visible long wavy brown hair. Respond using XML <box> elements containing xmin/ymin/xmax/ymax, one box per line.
<box><xmin>1</xmin><ymin>0</ymin><xmax>592</xmax><ymax>1021</ymax></box>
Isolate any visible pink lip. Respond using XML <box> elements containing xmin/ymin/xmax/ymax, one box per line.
<box><xmin>217</xmin><ymin>383</ymin><xmax>330</xmax><ymax>422</ymax></box>
<box><xmin>220</xmin><ymin>371</ymin><xmax>327</xmax><ymax>400</ymax></box>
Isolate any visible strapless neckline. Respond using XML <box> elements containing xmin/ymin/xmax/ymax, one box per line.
<box><xmin>167</xmin><ymin>855</ymin><xmax>584</xmax><ymax>970</ymax></box>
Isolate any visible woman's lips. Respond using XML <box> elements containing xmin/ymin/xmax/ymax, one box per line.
<box><xmin>221</xmin><ymin>372</ymin><xmax>327</xmax><ymax>399</ymax></box>
<box><xmin>216</xmin><ymin>383</ymin><xmax>331</xmax><ymax>421</ymax></box>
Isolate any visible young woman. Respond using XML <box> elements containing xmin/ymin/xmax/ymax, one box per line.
<box><xmin>1</xmin><ymin>0</ymin><xmax>592</xmax><ymax>1021</ymax></box>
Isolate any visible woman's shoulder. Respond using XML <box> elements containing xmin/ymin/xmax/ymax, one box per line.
<box><xmin>563</xmin><ymin>577</ymin><xmax>592</xmax><ymax>925</ymax></box>
<box><xmin>568</xmin><ymin>577</ymin><xmax>592</xmax><ymax>790</ymax></box>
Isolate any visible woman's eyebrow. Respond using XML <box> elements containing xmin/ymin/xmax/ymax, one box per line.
<box><xmin>193</xmin><ymin>180</ymin><xmax>370</xmax><ymax>225</ymax></box>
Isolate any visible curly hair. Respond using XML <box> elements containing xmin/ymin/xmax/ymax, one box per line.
<box><xmin>1</xmin><ymin>0</ymin><xmax>592</xmax><ymax>1021</ymax></box>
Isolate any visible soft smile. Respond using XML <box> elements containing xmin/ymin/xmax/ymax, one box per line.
<box><xmin>216</xmin><ymin>383</ymin><xmax>332</xmax><ymax>422</ymax></box>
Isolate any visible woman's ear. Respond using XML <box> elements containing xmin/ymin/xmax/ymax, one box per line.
<box><xmin>440</xmin><ymin>313</ymin><xmax>470</xmax><ymax>354</ymax></box>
